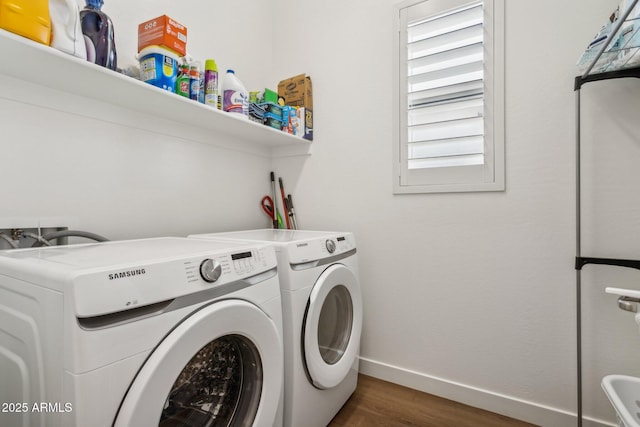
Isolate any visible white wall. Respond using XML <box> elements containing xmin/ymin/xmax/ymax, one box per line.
<box><xmin>271</xmin><ymin>0</ymin><xmax>640</xmax><ymax>426</ymax></box>
<box><xmin>2</xmin><ymin>1</ymin><xmax>639</xmax><ymax>426</ymax></box>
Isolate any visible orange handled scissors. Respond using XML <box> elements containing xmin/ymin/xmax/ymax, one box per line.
<box><xmin>261</xmin><ymin>196</ymin><xmax>278</xmax><ymax>229</ymax></box>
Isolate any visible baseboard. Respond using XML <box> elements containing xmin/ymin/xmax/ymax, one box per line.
<box><xmin>358</xmin><ymin>357</ymin><xmax>615</xmax><ymax>427</ymax></box>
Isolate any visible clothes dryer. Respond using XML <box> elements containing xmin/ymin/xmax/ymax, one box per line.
<box><xmin>0</xmin><ymin>237</ymin><xmax>283</xmax><ymax>427</ymax></box>
<box><xmin>190</xmin><ymin>230</ymin><xmax>362</xmax><ymax>427</ymax></box>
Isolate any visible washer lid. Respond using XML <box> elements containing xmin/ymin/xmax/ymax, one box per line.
<box><xmin>0</xmin><ymin>237</ymin><xmax>262</xmax><ymax>269</ymax></box>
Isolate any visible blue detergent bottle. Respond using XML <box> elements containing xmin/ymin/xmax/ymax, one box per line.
<box><xmin>80</xmin><ymin>0</ymin><xmax>117</xmax><ymax>70</ymax></box>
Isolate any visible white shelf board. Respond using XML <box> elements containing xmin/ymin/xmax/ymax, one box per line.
<box><xmin>0</xmin><ymin>29</ymin><xmax>311</xmax><ymax>156</ymax></box>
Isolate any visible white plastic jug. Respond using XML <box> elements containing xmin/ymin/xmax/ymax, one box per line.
<box><xmin>222</xmin><ymin>69</ymin><xmax>249</xmax><ymax>118</ymax></box>
<box><xmin>49</xmin><ymin>0</ymin><xmax>86</xmax><ymax>59</ymax></box>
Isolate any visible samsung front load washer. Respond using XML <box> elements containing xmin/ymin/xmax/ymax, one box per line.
<box><xmin>0</xmin><ymin>237</ymin><xmax>283</xmax><ymax>427</ymax></box>
<box><xmin>190</xmin><ymin>230</ymin><xmax>362</xmax><ymax>427</ymax></box>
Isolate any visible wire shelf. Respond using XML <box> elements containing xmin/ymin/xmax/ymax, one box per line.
<box><xmin>577</xmin><ymin>0</ymin><xmax>640</xmax><ymax>78</ymax></box>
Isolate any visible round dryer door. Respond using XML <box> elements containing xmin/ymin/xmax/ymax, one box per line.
<box><xmin>114</xmin><ymin>300</ymin><xmax>283</xmax><ymax>427</ymax></box>
<box><xmin>303</xmin><ymin>263</ymin><xmax>362</xmax><ymax>389</ymax></box>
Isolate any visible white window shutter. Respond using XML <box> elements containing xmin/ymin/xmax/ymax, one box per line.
<box><xmin>394</xmin><ymin>0</ymin><xmax>505</xmax><ymax>194</ymax></box>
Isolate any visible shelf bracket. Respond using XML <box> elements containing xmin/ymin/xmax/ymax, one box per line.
<box><xmin>575</xmin><ymin>256</ymin><xmax>640</xmax><ymax>271</ymax></box>
<box><xmin>574</xmin><ymin>68</ymin><xmax>640</xmax><ymax>91</ymax></box>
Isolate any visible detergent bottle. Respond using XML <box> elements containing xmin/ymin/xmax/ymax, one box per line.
<box><xmin>222</xmin><ymin>69</ymin><xmax>249</xmax><ymax>118</ymax></box>
<box><xmin>0</xmin><ymin>0</ymin><xmax>51</xmax><ymax>45</ymax></box>
<box><xmin>80</xmin><ymin>0</ymin><xmax>117</xmax><ymax>70</ymax></box>
<box><xmin>50</xmin><ymin>0</ymin><xmax>86</xmax><ymax>59</ymax></box>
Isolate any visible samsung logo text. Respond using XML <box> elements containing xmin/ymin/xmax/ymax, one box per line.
<box><xmin>108</xmin><ymin>269</ymin><xmax>146</xmax><ymax>280</ymax></box>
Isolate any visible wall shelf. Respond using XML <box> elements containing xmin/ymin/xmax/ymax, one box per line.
<box><xmin>0</xmin><ymin>29</ymin><xmax>311</xmax><ymax>157</ymax></box>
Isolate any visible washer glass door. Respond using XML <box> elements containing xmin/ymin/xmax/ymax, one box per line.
<box><xmin>114</xmin><ymin>299</ymin><xmax>283</xmax><ymax>427</ymax></box>
<box><xmin>160</xmin><ymin>334</ymin><xmax>261</xmax><ymax>426</ymax></box>
<box><xmin>303</xmin><ymin>263</ymin><xmax>362</xmax><ymax>389</ymax></box>
<box><xmin>318</xmin><ymin>285</ymin><xmax>353</xmax><ymax>365</ymax></box>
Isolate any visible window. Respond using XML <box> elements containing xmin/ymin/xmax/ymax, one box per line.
<box><xmin>393</xmin><ymin>0</ymin><xmax>505</xmax><ymax>194</ymax></box>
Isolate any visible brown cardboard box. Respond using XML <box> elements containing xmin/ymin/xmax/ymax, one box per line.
<box><xmin>278</xmin><ymin>74</ymin><xmax>313</xmax><ymax>140</ymax></box>
<box><xmin>138</xmin><ymin>15</ymin><xmax>187</xmax><ymax>56</ymax></box>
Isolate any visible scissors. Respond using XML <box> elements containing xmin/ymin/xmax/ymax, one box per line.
<box><xmin>261</xmin><ymin>196</ymin><xmax>278</xmax><ymax>229</ymax></box>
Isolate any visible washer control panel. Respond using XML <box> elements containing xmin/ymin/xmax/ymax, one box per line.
<box><xmin>47</xmin><ymin>237</ymin><xmax>278</xmax><ymax>318</ymax></box>
<box><xmin>325</xmin><ymin>239</ymin><xmax>336</xmax><ymax>254</ymax></box>
<box><xmin>199</xmin><ymin>258</ymin><xmax>222</xmax><ymax>283</ymax></box>
<box><xmin>231</xmin><ymin>250</ymin><xmax>258</xmax><ymax>275</ymax></box>
<box><xmin>184</xmin><ymin>247</ymin><xmax>273</xmax><ymax>285</ymax></box>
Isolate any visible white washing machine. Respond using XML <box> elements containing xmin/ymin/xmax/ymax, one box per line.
<box><xmin>0</xmin><ymin>237</ymin><xmax>284</xmax><ymax>427</ymax></box>
<box><xmin>190</xmin><ymin>230</ymin><xmax>362</xmax><ymax>427</ymax></box>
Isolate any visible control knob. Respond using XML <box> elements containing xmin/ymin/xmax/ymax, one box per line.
<box><xmin>200</xmin><ymin>259</ymin><xmax>222</xmax><ymax>283</ymax></box>
<box><xmin>325</xmin><ymin>239</ymin><xmax>336</xmax><ymax>254</ymax></box>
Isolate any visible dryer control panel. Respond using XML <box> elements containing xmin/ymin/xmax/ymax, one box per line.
<box><xmin>287</xmin><ymin>233</ymin><xmax>356</xmax><ymax>265</ymax></box>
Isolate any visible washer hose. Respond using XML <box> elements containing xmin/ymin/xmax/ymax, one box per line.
<box><xmin>0</xmin><ymin>232</ymin><xmax>19</xmax><ymax>249</ymax></box>
<box><xmin>31</xmin><ymin>230</ymin><xmax>110</xmax><ymax>247</ymax></box>
<box><xmin>23</xmin><ymin>232</ymin><xmax>52</xmax><ymax>247</ymax></box>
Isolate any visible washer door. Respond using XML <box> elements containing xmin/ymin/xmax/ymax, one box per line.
<box><xmin>303</xmin><ymin>264</ymin><xmax>362</xmax><ymax>389</ymax></box>
<box><xmin>114</xmin><ymin>299</ymin><xmax>282</xmax><ymax>427</ymax></box>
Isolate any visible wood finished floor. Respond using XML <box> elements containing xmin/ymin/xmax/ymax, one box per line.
<box><xmin>328</xmin><ymin>375</ymin><xmax>538</xmax><ymax>427</ymax></box>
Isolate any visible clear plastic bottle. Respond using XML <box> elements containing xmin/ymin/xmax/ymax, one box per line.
<box><xmin>222</xmin><ymin>69</ymin><xmax>248</xmax><ymax>117</ymax></box>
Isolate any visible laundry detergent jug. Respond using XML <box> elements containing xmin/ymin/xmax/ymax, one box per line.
<box><xmin>50</xmin><ymin>0</ymin><xmax>86</xmax><ymax>59</ymax></box>
<box><xmin>80</xmin><ymin>0</ymin><xmax>116</xmax><ymax>70</ymax></box>
<box><xmin>222</xmin><ymin>69</ymin><xmax>249</xmax><ymax>118</ymax></box>
<box><xmin>0</xmin><ymin>0</ymin><xmax>51</xmax><ymax>45</ymax></box>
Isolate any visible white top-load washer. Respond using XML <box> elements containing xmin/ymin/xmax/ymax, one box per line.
<box><xmin>0</xmin><ymin>237</ymin><xmax>284</xmax><ymax>427</ymax></box>
<box><xmin>190</xmin><ymin>230</ymin><xmax>362</xmax><ymax>427</ymax></box>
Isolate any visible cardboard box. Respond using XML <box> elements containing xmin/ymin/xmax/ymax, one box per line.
<box><xmin>278</xmin><ymin>74</ymin><xmax>313</xmax><ymax>140</ymax></box>
<box><xmin>138</xmin><ymin>15</ymin><xmax>187</xmax><ymax>56</ymax></box>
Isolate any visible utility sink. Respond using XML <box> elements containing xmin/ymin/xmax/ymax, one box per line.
<box><xmin>602</xmin><ymin>375</ymin><xmax>640</xmax><ymax>427</ymax></box>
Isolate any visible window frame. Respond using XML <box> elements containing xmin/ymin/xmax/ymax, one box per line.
<box><xmin>393</xmin><ymin>0</ymin><xmax>505</xmax><ymax>194</ymax></box>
